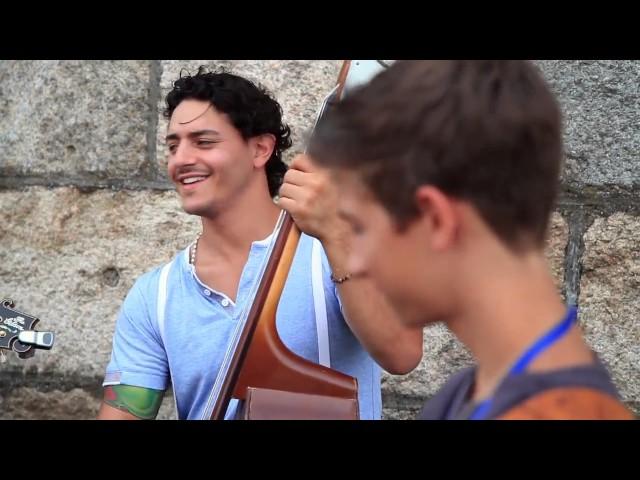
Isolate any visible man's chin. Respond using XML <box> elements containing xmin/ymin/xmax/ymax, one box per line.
<box><xmin>390</xmin><ymin>299</ymin><xmax>433</xmax><ymax>329</ymax></box>
<box><xmin>181</xmin><ymin>201</ymin><xmax>210</xmax><ymax>217</ymax></box>
<box><xmin>384</xmin><ymin>296</ymin><xmax>414</xmax><ymax>325</ymax></box>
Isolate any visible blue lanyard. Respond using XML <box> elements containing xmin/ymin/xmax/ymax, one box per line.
<box><xmin>468</xmin><ymin>306</ymin><xmax>578</xmax><ymax>420</ymax></box>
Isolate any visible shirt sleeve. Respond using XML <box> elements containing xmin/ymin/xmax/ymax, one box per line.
<box><xmin>102</xmin><ymin>274</ymin><xmax>169</xmax><ymax>391</ymax></box>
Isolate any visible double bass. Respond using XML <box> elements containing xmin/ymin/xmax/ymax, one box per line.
<box><xmin>201</xmin><ymin>61</ymin><xmax>391</xmax><ymax>420</ymax></box>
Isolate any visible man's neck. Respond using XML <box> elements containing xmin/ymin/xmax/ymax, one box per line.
<box><xmin>197</xmin><ymin>186</ymin><xmax>282</xmax><ymax>263</ymax></box>
<box><xmin>447</xmin><ymin>246</ymin><xmax>593</xmax><ymax>402</ymax></box>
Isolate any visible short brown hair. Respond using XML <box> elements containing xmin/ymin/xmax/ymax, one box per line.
<box><xmin>310</xmin><ymin>60</ymin><xmax>563</xmax><ymax>250</ymax></box>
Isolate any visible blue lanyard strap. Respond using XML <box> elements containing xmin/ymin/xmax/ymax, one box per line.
<box><xmin>468</xmin><ymin>306</ymin><xmax>578</xmax><ymax>420</ymax></box>
<box><xmin>508</xmin><ymin>306</ymin><xmax>577</xmax><ymax>375</ymax></box>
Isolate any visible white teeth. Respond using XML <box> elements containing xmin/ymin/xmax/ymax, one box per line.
<box><xmin>182</xmin><ymin>176</ymin><xmax>206</xmax><ymax>185</ymax></box>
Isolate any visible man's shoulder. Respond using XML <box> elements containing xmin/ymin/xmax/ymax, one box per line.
<box><xmin>418</xmin><ymin>366</ymin><xmax>476</xmax><ymax>420</ymax></box>
<box><xmin>498</xmin><ymin>386</ymin><xmax>635</xmax><ymax>419</ymax></box>
<box><xmin>128</xmin><ymin>248</ymin><xmax>188</xmax><ymax>298</ymax></box>
<box><xmin>492</xmin><ymin>359</ymin><xmax>626</xmax><ymax>419</ymax></box>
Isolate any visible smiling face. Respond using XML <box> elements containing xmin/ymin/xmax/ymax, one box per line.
<box><xmin>165</xmin><ymin>99</ymin><xmax>263</xmax><ymax>217</ymax></box>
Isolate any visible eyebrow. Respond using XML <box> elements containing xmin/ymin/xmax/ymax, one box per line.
<box><xmin>165</xmin><ymin>129</ymin><xmax>221</xmax><ymax>142</ymax></box>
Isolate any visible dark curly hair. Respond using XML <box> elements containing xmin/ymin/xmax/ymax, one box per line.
<box><xmin>164</xmin><ymin>66</ymin><xmax>292</xmax><ymax>197</ymax></box>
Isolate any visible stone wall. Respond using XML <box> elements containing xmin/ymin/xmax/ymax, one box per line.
<box><xmin>1</xmin><ymin>60</ymin><xmax>637</xmax><ymax>419</ymax></box>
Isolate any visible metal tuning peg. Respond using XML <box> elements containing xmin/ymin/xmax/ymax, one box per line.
<box><xmin>18</xmin><ymin>330</ymin><xmax>55</xmax><ymax>349</ymax></box>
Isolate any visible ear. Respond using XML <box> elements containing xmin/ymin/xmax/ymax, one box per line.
<box><xmin>414</xmin><ymin>186</ymin><xmax>459</xmax><ymax>251</ymax></box>
<box><xmin>251</xmin><ymin>134</ymin><xmax>276</xmax><ymax>169</ymax></box>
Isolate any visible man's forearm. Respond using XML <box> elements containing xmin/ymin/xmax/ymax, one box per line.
<box><xmin>321</xmin><ymin>234</ymin><xmax>424</xmax><ymax>375</ymax></box>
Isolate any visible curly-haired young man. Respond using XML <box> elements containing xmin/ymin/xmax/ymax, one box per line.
<box><xmin>98</xmin><ymin>67</ymin><xmax>423</xmax><ymax>420</ymax></box>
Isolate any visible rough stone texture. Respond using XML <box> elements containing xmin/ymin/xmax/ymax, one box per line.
<box><xmin>536</xmin><ymin>61</ymin><xmax>640</xmax><ymax>190</ymax></box>
<box><xmin>156</xmin><ymin>392</ymin><xmax>178</xmax><ymax>420</ymax></box>
<box><xmin>0</xmin><ymin>61</ymin><xmax>151</xmax><ymax>181</ymax></box>
<box><xmin>0</xmin><ymin>187</ymin><xmax>199</xmax><ymax>378</ymax></box>
<box><xmin>1</xmin><ymin>61</ymin><xmax>638</xmax><ymax>420</ymax></box>
<box><xmin>381</xmin><ymin>213</ymin><xmax>570</xmax><ymax>419</ymax></box>
<box><xmin>155</xmin><ymin>60</ymin><xmax>342</xmax><ymax>180</ymax></box>
<box><xmin>580</xmin><ymin>213</ymin><xmax>640</xmax><ymax>414</ymax></box>
<box><xmin>0</xmin><ymin>387</ymin><xmax>100</xmax><ymax>420</ymax></box>
<box><xmin>546</xmin><ymin>213</ymin><xmax>569</xmax><ymax>291</ymax></box>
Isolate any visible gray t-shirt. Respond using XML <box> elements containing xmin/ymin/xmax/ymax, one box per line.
<box><xmin>419</xmin><ymin>358</ymin><xmax>621</xmax><ymax>420</ymax></box>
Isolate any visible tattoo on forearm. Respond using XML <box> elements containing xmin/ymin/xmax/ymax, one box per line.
<box><xmin>104</xmin><ymin>385</ymin><xmax>164</xmax><ymax>419</ymax></box>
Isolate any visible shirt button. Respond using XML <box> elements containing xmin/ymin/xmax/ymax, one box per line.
<box><xmin>221</xmin><ymin>298</ymin><xmax>230</xmax><ymax>307</ymax></box>
<box><xmin>203</xmin><ymin>289</ymin><xmax>211</xmax><ymax>296</ymax></box>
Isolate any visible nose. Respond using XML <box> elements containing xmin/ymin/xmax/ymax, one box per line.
<box><xmin>172</xmin><ymin>142</ymin><xmax>196</xmax><ymax>168</ymax></box>
<box><xmin>168</xmin><ymin>142</ymin><xmax>197</xmax><ymax>180</ymax></box>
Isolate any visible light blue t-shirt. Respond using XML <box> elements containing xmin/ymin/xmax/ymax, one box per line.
<box><xmin>103</xmin><ymin>232</ymin><xmax>381</xmax><ymax>420</ymax></box>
